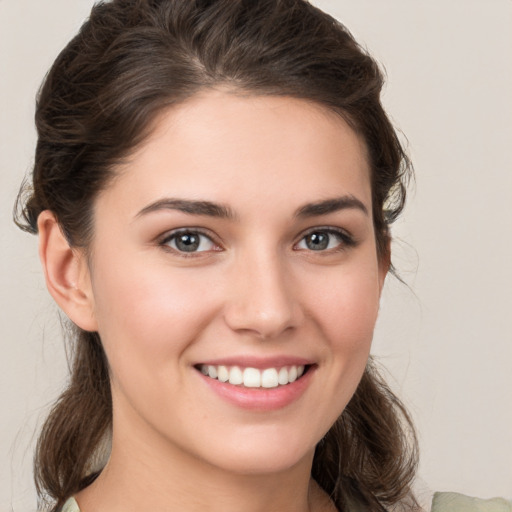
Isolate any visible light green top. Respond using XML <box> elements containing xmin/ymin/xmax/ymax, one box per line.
<box><xmin>62</xmin><ymin>492</ymin><xmax>512</xmax><ymax>511</ymax></box>
<box><xmin>61</xmin><ymin>498</ymin><xmax>80</xmax><ymax>512</ymax></box>
<box><xmin>431</xmin><ymin>492</ymin><xmax>512</xmax><ymax>512</ymax></box>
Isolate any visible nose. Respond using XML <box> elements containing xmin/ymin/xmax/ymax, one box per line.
<box><xmin>223</xmin><ymin>250</ymin><xmax>303</xmax><ymax>339</ymax></box>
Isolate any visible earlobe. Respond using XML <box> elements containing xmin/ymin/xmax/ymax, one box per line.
<box><xmin>38</xmin><ymin>211</ymin><xmax>98</xmax><ymax>332</ymax></box>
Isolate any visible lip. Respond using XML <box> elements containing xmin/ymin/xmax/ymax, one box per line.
<box><xmin>195</xmin><ymin>355</ymin><xmax>314</xmax><ymax>369</ymax></box>
<box><xmin>195</xmin><ymin>360</ymin><xmax>316</xmax><ymax>411</ymax></box>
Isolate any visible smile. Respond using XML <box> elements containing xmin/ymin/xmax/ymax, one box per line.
<box><xmin>197</xmin><ymin>364</ymin><xmax>307</xmax><ymax>388</ymax></box>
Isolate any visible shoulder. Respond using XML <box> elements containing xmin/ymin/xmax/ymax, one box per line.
<box><xmin>431</xmin><ymin>492</ymin><xmax>512</xmax><ymax>512</ymax></box>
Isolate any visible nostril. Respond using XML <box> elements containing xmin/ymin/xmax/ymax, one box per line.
<box><xmin>223</xmin><ymin>305</ymin><xmax>302</xmax><ymax>340</ymax></box>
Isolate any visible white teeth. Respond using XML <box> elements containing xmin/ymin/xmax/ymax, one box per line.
<box><xmin>243</xmin><ymin>368</ymin><xmax>261</xmax><ymax>388</ymax></box>
<box><xmin>207</xmin><ymin>365</ymin><xmax>217</xmax><ymax>379</ymax></box>
<box><xmin>217</xmin><ymin>365</ymin><xmax>229</xmax><ymax>382</ymax></box>
<box><xmin>228</xmin><ymin>366</ymin><xmax>243</xmax><ymax>385</ymax></box>
<box><xmin>278</xmin><ymin>367</ymin><xmax>289</xmax><ymax>385</ymax></box>
<box><xmin>199</xmin><ymin>364</ymin><xmax>307</xmax><ymax>388</ymax></box>
<box><xmin>261</xmin><ymin>368</ymin><xmax>279</xmax><ymax>388</ymax></box>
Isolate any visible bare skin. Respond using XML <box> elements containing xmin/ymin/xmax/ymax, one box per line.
<box><xmin>77</xmin><ymin>465</ymin><xmax>337</xmax><ymax>512</ymax></box>
<box><xmin>40</xmin><ymin>91</ymin><xmax>385</xmax><ymax>512</ymax></box>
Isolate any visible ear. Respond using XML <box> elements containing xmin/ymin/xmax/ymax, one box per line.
<box><xmin>38</xmin><ymin>210</ymin><xmax>98</xmax><ymax>332</ymax></box>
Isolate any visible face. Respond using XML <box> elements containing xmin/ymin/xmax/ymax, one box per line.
<box><xmin>83</xmin><ymin>91</ymin><xmax>386</xmax><ymax>476</ymax></box>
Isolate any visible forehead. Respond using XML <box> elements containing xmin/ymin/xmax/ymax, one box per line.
<box><xmin>100</xmin><ymin>91</ymin><xmax>372</xmax><ymax>219</ymax></box>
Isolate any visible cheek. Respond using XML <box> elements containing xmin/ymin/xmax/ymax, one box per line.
<box><xmin>304</xmin><ymin>261</ymin><xmax>381</xmax><ymax>346</ymax></box>
<box><xmin>90</xmin><ymin>254</ymin><xmax>220</xmax><ymax>369</ymax></box>
<box><xmin>89</xmin><ymin>257</ymin><xmax>226</xmax><ymax>428</ymax></box>
<box><xmin>300</xmin><ymin>258</ymin><xmax>381</xmax><ymax>402</ymax></box>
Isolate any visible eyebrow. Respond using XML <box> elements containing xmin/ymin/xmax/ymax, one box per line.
<box><xmin>135</xmin><ymin>195</ymin><xmax>368</xmax><ymax>221</ymax></box>
<box><xmin>294</xmin><ymin>195</ymin><xmax>368</xmax><ymax>218</ymax></box>
<box><xmin>135</xmin><ymin>198</ymin><xmax>236</xmax><ymax>219</ymax></box>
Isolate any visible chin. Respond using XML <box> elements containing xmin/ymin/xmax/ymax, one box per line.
<box><xmin>210</xmin><ymin>449</ymin><xmax>313</xmax><ymax>476</ymax></box>
<box><xmin>193</xmin><ymin>425</ymin><xmax>320</xmax><ymax>476</ymax></box>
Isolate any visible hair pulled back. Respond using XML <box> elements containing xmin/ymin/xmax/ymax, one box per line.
<box><xmin>15</xmin><ymin>1</ymin><xmax>417</xmax><ymax>510</ymax></box>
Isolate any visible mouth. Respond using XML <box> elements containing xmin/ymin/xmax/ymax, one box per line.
<box><xmin>194</xmin><ymin>364</ymin><xmax>312</xmax><ymax>389</ymax></box>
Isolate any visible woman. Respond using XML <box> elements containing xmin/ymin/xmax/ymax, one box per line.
<box><xmin>13</xmin><ymin>1</ymin><xmax>509</xmax><ymax>512</ymax></box>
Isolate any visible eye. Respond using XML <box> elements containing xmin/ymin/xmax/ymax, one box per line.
<box><xmin>161</xmin><ymin>230</ymin><xmax>218</xmax><ymax>253</ymax></box>
<box><xmin>295</xmin><ymin>229</ymin><xmax>354</xmax><ymax>252</ymax></box>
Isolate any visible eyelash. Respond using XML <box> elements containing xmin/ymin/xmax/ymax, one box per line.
<box><xmin>158</xmin><ymin>227</ymin><xmax>356</xmax><ymax>257</ymax></box>
<box><xmin>159</xmin><ymin>228</ymin><xmax>221</xmax><ymax>258</ymax></box>
<box><xmin>294</xmin><ymin>227</ymin><xmax>356</xmax><ymax>253</ymax></box>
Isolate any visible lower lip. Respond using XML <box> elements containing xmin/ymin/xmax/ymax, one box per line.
<box><xmin>197</xmin><ymin>367</ymin><xmax>316</xmax><ymax>411</ymax></box>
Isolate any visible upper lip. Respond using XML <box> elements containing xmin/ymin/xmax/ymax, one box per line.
<box><xmin>194</xmin><ymin>355</ymin><xmax>314</xmax><ymax>369</ymax></box>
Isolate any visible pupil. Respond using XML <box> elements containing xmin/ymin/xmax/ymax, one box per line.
<box><xmin>307</xmin><ymin>232</ymin><xmax>328</xmax><ymax>250</ymax></box>
<box><xmin>176</xmin><ymin>233</ymin><xmax>199</xmax><ymax>252</ymax></box>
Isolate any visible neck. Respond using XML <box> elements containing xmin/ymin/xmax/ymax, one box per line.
<box><xmin>75</xmin><ymin>416</ymin><xmax>333</xmax><ymax>512</ymax></box>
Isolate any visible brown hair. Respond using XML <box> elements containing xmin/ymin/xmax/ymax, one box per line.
<box><xmin>15</xmin><ymin>0</ymin><xmax>418</xmax><ymax>510</ymax></box>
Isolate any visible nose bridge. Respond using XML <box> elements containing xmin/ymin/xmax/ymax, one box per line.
<box><xmin>224</xmin><ymin>242</ymin><xmax>300</xmax><ymax>338</ymax></box>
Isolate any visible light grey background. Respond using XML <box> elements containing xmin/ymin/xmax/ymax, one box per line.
<box><xmin>1</xmin><ymin>1</ymin><xmax>511</xmax><ymax>511</ymax></box>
